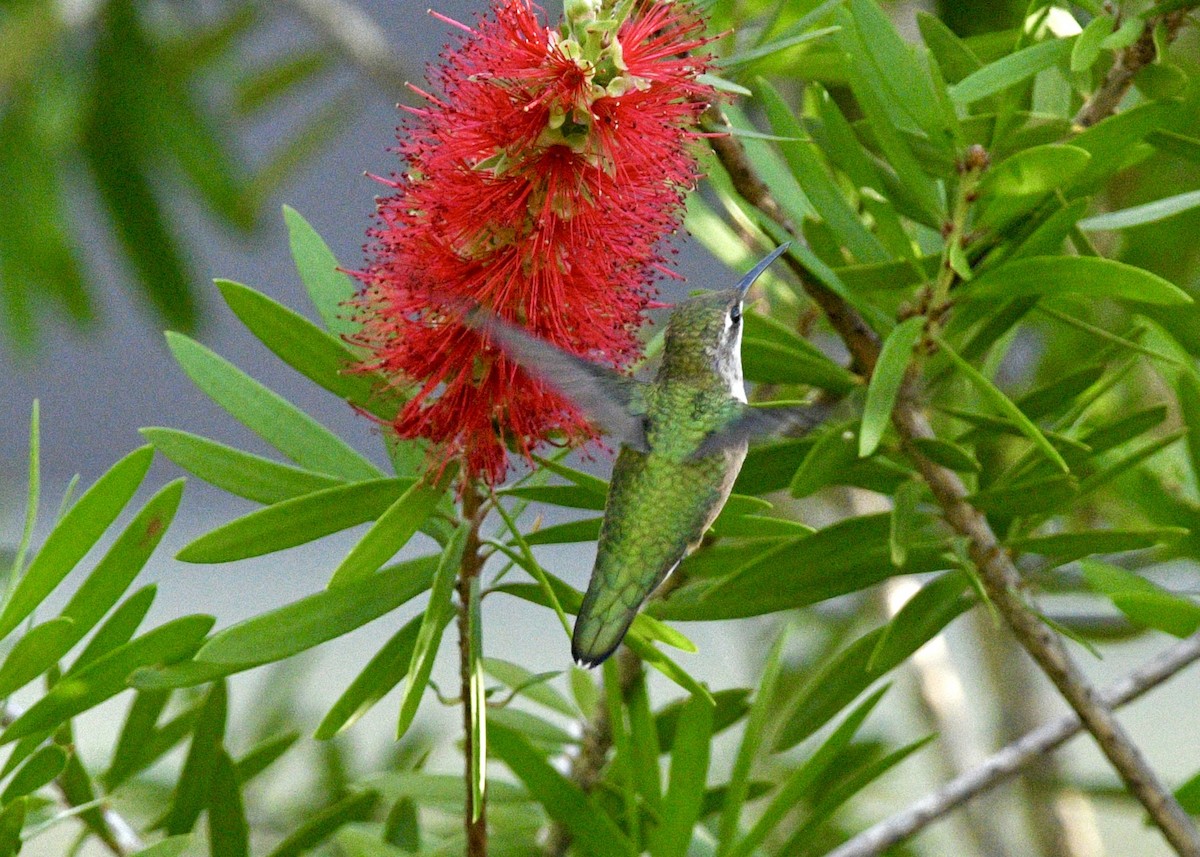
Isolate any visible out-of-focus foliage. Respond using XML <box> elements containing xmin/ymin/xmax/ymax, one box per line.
<box><xmin>0</xmin><ymin>0</ymin><xmax>352</xmax><ymax>349</ymax></box>
<box><xmin>3</xmin><ymin>1</ymin><xmax>1200</xmax><ymax>856</ymax></box>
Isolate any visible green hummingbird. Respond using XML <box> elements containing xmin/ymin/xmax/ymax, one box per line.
<box><xmin>474</xmin><ymin>243</ymin><xmax>828</xmax><ymax>666</ymax></box>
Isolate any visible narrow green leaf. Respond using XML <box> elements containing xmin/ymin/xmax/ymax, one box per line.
<box><xmin>916</xmin><ymin>12</ymin><xmax>981</xmax><ymax>83</ymax></box>
<box><xmin>265</xmin><ymin>791</ymin><xmax>378</xmax><ymax>857</ymax></box>
<box><xmin>935</xmin><ymin>334</ymin><xmax>1069</xmax><ymax>473</ymax></box>
<box><xmin>207</xmin><ymin>750</ymin><xmax>249</xmax><ymax>857</ymax></box>
<box><xmin>716</xmin><ymin>629</ymin><xmax>789</xmax><ymax>855</ymax></box>
<box><xmin>910</xmin><ymin>437</ymin><xmax>980</xmax><ymax>472</ymax></box>
<box><xmin>0</xmin><ymin>800</ymin><xmax>24</xmax><ymax>857</ymax></box>
<box><xmin>284</xmin><ymin>205</ymin><xmax>358</xmax><ymax>338</ymax></box>
<box><xmin>649</xmin><ymin>693</ymin><xmax>713</xmax><ymax>857</ymax></box>
<box><xmin>1149</xmin><ymin>129</ymin><xmax>1200</xmax><ymax>164</ymax></box>
<box><xmin>234</xmin><ymin>49</ymin><xmax>331</xmax><ymax>115</ymax></box>
<box><xmin>132</xmin><ymin>837</ymin><xmax>193</xmax><ymax>857</ymax></box>
<box><xmin>197</xmin><ymin>554</ymin><xmax>439</xmax><ymax>667</ymax></box>
<box><xmin>1010</xmin><ymin>528</ymin><xmax>1186</xmax><ymax>562</ymax></box>
<box><xmin>396</xmin><ymin>528</ymin><xmax>466</xmax><ymax>739</ymax></box>
<box><xmin>483</xmin><ymin>659</ymin><xmax>574</xmax><ymax>717</ymax></box>
<box><xmin>967</xmin><ymin>475</ymin><xmax>1078</xmax><ymax>516</ymax></box>
<box><xmin>1079</xmin><ymin>189</ymin><xmax>1200</xmax><ymax>232</ymax></box>
<box><xmin>166</xmin><ymin>332</ymin><xmax>380</xmax><ymax>480</ymax></box>
<box><xmin>142</xmin><ymin>428</ymin><xmax>342</xmax><ymax>503</ymax></box>
<box><xmin>889</xmin><ymin>479</ymin><xmax>924</xmax><ymax>567</ymax></box>
<box><xmin>522</xmin><ymin>518</ymin><xmax>603</xmax><ymax>545</ymax></box>
<box><xmin>489</xmin><ymin>722</ymin><xmax>632</xmax><ymax>857</ymax></box>
<box><xmin>950</xmin><ymin>38</ymin><xmax>1074</xmax><ymax>104</ymax></box>
<box><xmin>1070</xmin><ymin>100</ymin><xmax>1184</xmax><ymax>191</ymax></box>
<box><xmin>328</xmin><ymin>475</ymin><xmax>450</xmax><ymax>588</ymax></box>
<box><xmin>1178</xmin><ymin>372</ymin><xmax>1200</xmax><ymax>484</ymax></box>
<box><xmin>316</xmin><ymin>613</ymin><xmax>426</xmax><ymax>740</ymax></box>
<box><xmin>717</xmin><ymin>26</ymin><xmax>839</xmax><ymax>69</ymax></box>
<box><xmin>0</xmin><ymin>446</ymin><xmax>153</xmax><ymax>641</ymax></box>
<box><xmin>860</xmin><ymin>317</ymin><xmax>924</xmax><ymax>457</ymax></box>
<box><xmin>177</xmin><ymin>478</ymin><xmax>410</xmax><ymax>563</ymax></box>
<box><xmin>58</xmin><ymin>479</ymin><xmax>183</xmax><ymax>647</ymax></box>
<box><xmin>869</xmin><ymin>571</ymin><xmax>970</xmax><ymax>671</ymax></box>
<box><xmin>1082</xmin><ymin>559</ymin><xmax>1200</xmax><ymax>638</ymax></box>
<box><xmin>163</xmin><ymin>682</ymin><xmax>227</xmax><ymax>836</ymax></box>
<box><xmin>0</xmin><ymin>618</ymin><xmax>75</xmax><ymax>698</ymax></box>
<box><xmin>966</xmin><ymin>256</ymin><xmax>1191</xmax><ymax>306</ymax></box>
<box><xmin>69</xmin><ymin>585</ymin><xmax>157</xmax><ymax>673</ymax></box>
<box><xmin>235</xmin><ymin>731</ymin><xmax>300</xmax><ymax>784</ymax></box>
<box><xmin>791</xmin><ymin>424</ymin><xmax>858</xmax><ymax>497</ymax></box>
<box><xmin>502</xmin><ymin>485</ymin><xmax>604</xmax><ymax>511</ymax></box>
<box><xmin>1</xmin><ymin>615</ymin><xmax>214</xmax><ymax>744</ymax></box>
<box><xmin>1</xmin><ymin>744</ymin><xmax>66</xmax><ymax>802</ymax></box>
<box><xmin>216</xmin><ymin>279</ymin><xmax>398</xmax><ymax>420</ymax></box>
<box><xmin>105</xmin><ymin>690</ymin><xmax>170</xmax><ymax>789</ymax></box>
<box><xmin>979</xmin><ymin>145</ymin><xmax>1091</xmax><ymax>200</ymax></box>
<box><xmin>1071</xmin><ymin>15</ymin><xmax>1113</xmax><ymax>72</ymax></box>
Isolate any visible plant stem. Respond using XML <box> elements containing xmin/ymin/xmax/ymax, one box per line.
<box><xmin>826</xmin><ymin>632</ymin><xmax>1200</xmax><ymax>857</ymax></box>
<box><xmin>458</xmin><ymin>483</ymin><xmax>488</xmax><ymax>857</ymax></box>
<box><xmin>708</xmin><ymin>111</ymin><xmax>1200</xmax><ymax>856</ymax></box>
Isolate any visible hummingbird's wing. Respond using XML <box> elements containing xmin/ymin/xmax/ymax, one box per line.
<box><xmin>690</xmin><ymin>401</ymin><xmax>831</xmax><ymax>460</ymax></box>
<box><xmin>468</xmin><ymin>311</ymin><xmax>650</xmax><ymax>453</ymax></box>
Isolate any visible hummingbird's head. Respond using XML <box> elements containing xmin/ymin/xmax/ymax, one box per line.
<box><xmin>659</xmin><ymin>243</ymin><xmax>791</xmax><ymax>392</ymax></box>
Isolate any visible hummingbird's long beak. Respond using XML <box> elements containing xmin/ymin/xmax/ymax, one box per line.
<box><xmin>735</xmin><ymin>242</ymin><xmax>792</xmax><ymax>298</ymax></box>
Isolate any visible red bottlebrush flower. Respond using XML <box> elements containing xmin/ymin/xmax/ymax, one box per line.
<box><xmin>354</xmin><ymin>0</ymin><xmax>714</xmax><ymax>484</ymax></box>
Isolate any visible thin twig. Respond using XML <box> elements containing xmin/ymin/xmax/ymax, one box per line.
<box><xmin>707</xmin><ymin>109</ymin><xmax>1200</xmax><ymax>855</ymax></box>
<box><xmin>280</xmin><ymin>0</ymin><xmax>417</xmax><ymax>94</ymax></box>
<box><xmin>1074</xmin><ymin>9</ymin><xmax>1192</xmax><ymax>129</ymax></box>
<box><xmin>825</xmin><ymin>633</ymin><xmax>1200</xmax><ymax>857</ymax></box>
<box><xmin>458</xmin><ymin>484</ymin><xmax>489</xmax><ymax>857</ymax></box>
<box><xmin>0</xmin><ymin>703</ymin><xmax>143</xmax><ymax>856</ymax></box>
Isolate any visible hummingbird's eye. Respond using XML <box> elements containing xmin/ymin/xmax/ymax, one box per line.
<box><xmin>730</xmin><ymin>304</ymin><xmax>742</xmax><ymax>324</ymax></box>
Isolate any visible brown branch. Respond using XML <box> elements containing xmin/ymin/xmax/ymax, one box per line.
<box><xmin>1074</xmin><ymin>9</ymin><xmax>1192</xmax><ymax>128</ymax></box>
<box><xmin>826</xmin><ymin>633</ymin><xmax>1200</xmax><ymax>857</ymax></box>
<box><xmin>458</xmin><ymin>484</ymin><xmax>488</xmax><ymax>857</ymax></box>
<box><xmin>708</xmin><ymin>114</ymin><xmax>1200</xmax><ymax>856</ymax></box>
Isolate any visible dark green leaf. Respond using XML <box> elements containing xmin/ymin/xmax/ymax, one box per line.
<box><xmin>1010</xmin><ymin>528</ymin><xmax>1186</xmax><ymax>562</ymax></box>
<box><xmin>917</xmin><ymin>11</ymin><xmax>982</xmax><ymax>83</ymax></box>
<box><xmin>0</xmin><ymin>446</ymin><xmax>153</xmax><ymax>641</ymax></box>
<box><xmin>1179</xmin><ymin>372</ymin><xmax>1200</xmax><ymax>484</ymax></box>
<box><xmin>163</xmin><ymin>682</ymin><xmax>227</xmax><ymax>836</ymax></box>
<box><xmin>656</xmin><ymin>689</ymin><xmax>749</xmax><ymax>753</ymax></box>
<box><xmin>207</xmin><ymin>750</ymin><xmax>249</xmax><ymax>857</ymax></box>
<box><xmin>235</xmin><ymin>731</ymin><xmax>300</xmax><ymax>784</ymax></box>
<box><xmin>1</xmin><ymin>744</ymin><xmax>67</xmax><ymax>802</ymax></box>
<box><xmin>965</xmin><ymin>256</ymin><xmax>1191</xmax><ymax>306</ymax></box>
<box><xmin>791</xmin><ymin>424</ymin><xmax>859</xmax><ymax>497</ymax></box>
<box><xmin>910</xmin><ymin>437</ymin><xmax>980</xmax><ymax>472</ymax></box>
<box><xmin>1082</xmin><ymin>560</ymin><xmax>1200</xmax><ymax>638</ymax></box>
<box><xmin>105</xmin><ymin>690</ymin><xmax>170</xmax><ymax>789</ymax></box>
<box><xmin>0</xmin><ymin>800</ymin><xmax>25</xmax><ymax>857</ymax></box>
<box><xmin>177</xmin><ymin>478</ymin><xmax>411</xmax><ymax>563</ymax></box>
<box><xmin>869</xmin><ymin>571</ymin><xmax>970</xmax><ymax>671</ymax></box>
<box><xmin>649</xmin><ymin>693</ymin><xmax>713</xmax><ymax>857</ymax></box>
<box><xmin>266</xmin><ymin>791</ymin><xmax>379</xmax><ymax>857</ymax></box>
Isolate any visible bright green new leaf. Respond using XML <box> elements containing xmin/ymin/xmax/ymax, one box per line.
<box><xmin>1071</xmin><ymin>14</ymin><xmax>1113</xmax><ymax>72</ymax></box>
<box><xmin>860</xmin><ymin>317</ymin><xmax>924</xmax><ymax>457</ymax></box>
<box><xmin>284</xmin><ymin>205</ymin><xmax>358</xmax><ymax>338</ymax></box>
<box><xmin>196</xmin><ymin>554</ymin><xmax>439</xmax><ymax>666</ymax></box>
<box><xmin>979</xmin><ymin>145</ymin><xmax>1091</xmax><ymax>199</ymax></box>
<box><xmin>166</xmin><ymin>332</ymin><xmax>381</xmax><ymax>480</ymax></box>
<box><xmin>0</xmin><ymin>445</ymin><xmax>153</xmax><ymax>642</ymax></box>
<box><xmin>0</xmin><ymin>618</ymin><xmax>75</xmax><ymax>699</ymax></box>
<box><xmin>177</xmin><ymin>478</ymin><xmax>412</xmax><ymax>563</ymax></box>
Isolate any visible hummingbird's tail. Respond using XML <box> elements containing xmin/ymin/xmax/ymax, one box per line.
<box><xmin>571</xmin><ymin>562</ymin><xmax>678</xmax><ymax>667</ymax></box>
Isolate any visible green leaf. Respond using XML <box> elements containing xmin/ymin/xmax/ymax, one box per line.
<box><xmin>483</xmin><ymin>659</ymin><xmax>574</xmax><ymax>717</ymax></box>
<box><xmin>166</xmin><ymin>332</ymin><xmax>381</xmax><ymax>480</ymax></box>
<box><xmin>489</xmin><ymin>721</ymin><xmax>632</xmax><ymax>857</ymax></box>
<box><xmin>0</xmin><ymin>618</ymin><xmax>75</xmax><ymax>699</ymax></box>
<box><xmin>316</xmin><ymin>614</ymin><xmax>425</xmax><ymax>740</ymax></box>
<box><xmin>742</xmin><ymin>337</ymin><xmax>859</xmax><ymax>392</ymax></box>
<box><xmin>1071</xmin><ymin>15</ymin><xmax>1113</xmax><ymax>72</ymax></box>
<box><xmin>935</xmin><ymin>334</ymin><xmax>1069</xmax><ymax>474</ymax></box>
<box><xmin>1009</xmin><ymin>528</ymin><xmax>1186</xmax><ymax>562</ymax></box>
<box><xmin>396</xmin><ymin>528</ymin><xmax>466</xmax><ymax>739</ymax></box>
<box><xmin>1179</xmin><ymin>372</ymin><xmax>1200</xmax><ymax>484</ymax></box>
<box><xmin>142</xmin><ymin>428</ymin><xmax>342</xmax><ymax>503</ymax></box>
<box><xmin>196</xmin><ymin>553</ymin><xmax>439</xmax><ymax>667</ymax></box>
<box><xmin>910</xmin><ymin>437</ymin><xmax>980</xmax><ymax>472</ymax></box>
<box><xmin>869</xmin><ymin>571</ymin><xmax>970</xmax><ymax>671</ymax></box>
<box><xmin>132</xmin><ymin>836</ymin><xmax>192</xmax><ymax>857</ymax></box>
<box><xmin>265</xmin><ymin>792</ymin><xmax>378</xmax><ymax>857</ymax></box>
<box><xmin>1</xmin><ymin>744</ymin><xmax>67</xmax><ymax>802</ymax></box>
<box><xmin>1070</xmin><ymin>100</ymin><xmax>1185</xmax><ymax>191</ymax></box>
<box><xmin>502</xmin><ymin>485</ymin><xmax>604</xmax><ymax>511</ymax></box>
<box><xmin>717</xmin><ymin>26</ymin><xmax>840</xmax><ymax>69</ymax></box>
<box><xmin>649</xmin><ymin>693</ymin><xmax>713</xmax><ymax>857</ymax></box>
<box><xmin>235</xmin><ymin>731</ymin><xmax>300</xmax><ymax>783</ymax></box>
<box><xmin>328</xmin><ymin>474</ymin><xmax>451</xmax><ymax>588</ymax></box>
<box><xmin>967</xmin><ymin>475</ymin><xmax>1078</xmax><ymax>516</ymax></box>
<box><xmin>656</xmin><ymin>688</ymin><xmax>748</xmax><ymax>753</ymax></box>
<box><xmin>163</xmin><ymin>681</ymin><xmax>227</xmax><ymax>836</ymax></box>
<box><xmin>0</xmin><ymin>446</ymin><xmax>153</xmax><ymax>642</ymax></box>
<box><xmin>1079</xmin><ymin>189</ymin><xmax>1200</xmax><ymax>232</ymax></box>
<box><xmin>105</xmin><ymin>690</ymin><xmax>171</xmax><ymax>789</ymax></box>
<box><xmin>58</xmin><ymin>478</ymin><xmax>183</xmax><ymax>647</ymax></box>
<box><xmin>284</xmin><ymin>205</ymin><xmax>358</xmax><ymax>338</ymax></box>
<box><xmin>889</xmin><ymin>479</ymin><xmax>924</xmax><ymax>567</ymax></box>
<box><xmin>523</xmin><ymin>518</ymin><xmax>603</xmax><ymax>545</ymax></box>
<box><xmin>207</xmin><ymin>751</ymin><xmax>249</xmax><ymax>857</ymax></box>
<box><xmin>860</xmin><ymin>317</ymin><xmax>924</xmax><ymax>457</ymax></box>
<box><xmin>950</xmin><ymin>37</ymin><xmax>1074</xmax><ymax>104</ymax></box>
<box><xmin>177</xmin><ymin>478</ymin><xmax>411</xmax><ymax>563</ymax></box>
<box><xmin>235</xmin><ymin>49</ymin><xmax>331</xmax><ymax>115</ymax></box>
<box><xmin>1082</xmin><ymin>560</ymin><xmax>1200</xmax><ymax>638</ymax></box>
<box><xmin>979</xmin><ymin>145</ymin><xmax>1091</xmax><ymax>200</ymax></box>
<box><xmin>70</xmin><ymin>585</ymin><xmax>157</xmax><ymax>673</ymax></box>
<box><xmin>216</xmin><ymin>279</ymin><xmax>398</xmax><ymax>420</ymax></box>
<box><xmin>623</xmin><ymin>636</ymin><xmax>715</xmax><ymax>706</ymax></box>
<box><xmin>1149</xmin><ymin>129</ymin><xmax>1200</xmax><ymax>165</ymax></box>
<box><xmin>0</xmin><ymin>615</ymin><xmax>213</xmax><ymax>744</ymax></box>
<box><xmin>965</xmin><ymin>256</ymin><xmax>1191</xmax><ymax>306</ymax></box>
<box><xmin>790</xmin><ymin>424</ymin><xmax>858</xmax><ymax>497</ymax></box>
<box><xmin>0</xmin><ymin>800</ymin><xmax>25</xmax><ymax>857</ymax></box>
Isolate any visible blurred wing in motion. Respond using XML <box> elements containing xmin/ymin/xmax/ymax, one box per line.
<box><xmin>691</xmin><ymin>401</ymin><xmax>832</xmax><ymax>459</ymax></box>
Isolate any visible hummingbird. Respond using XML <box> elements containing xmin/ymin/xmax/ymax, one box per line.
<box><xmin>472</xmin><ymin>243</ymin><xmax>828</xmax><ymax>666</ymax></box>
